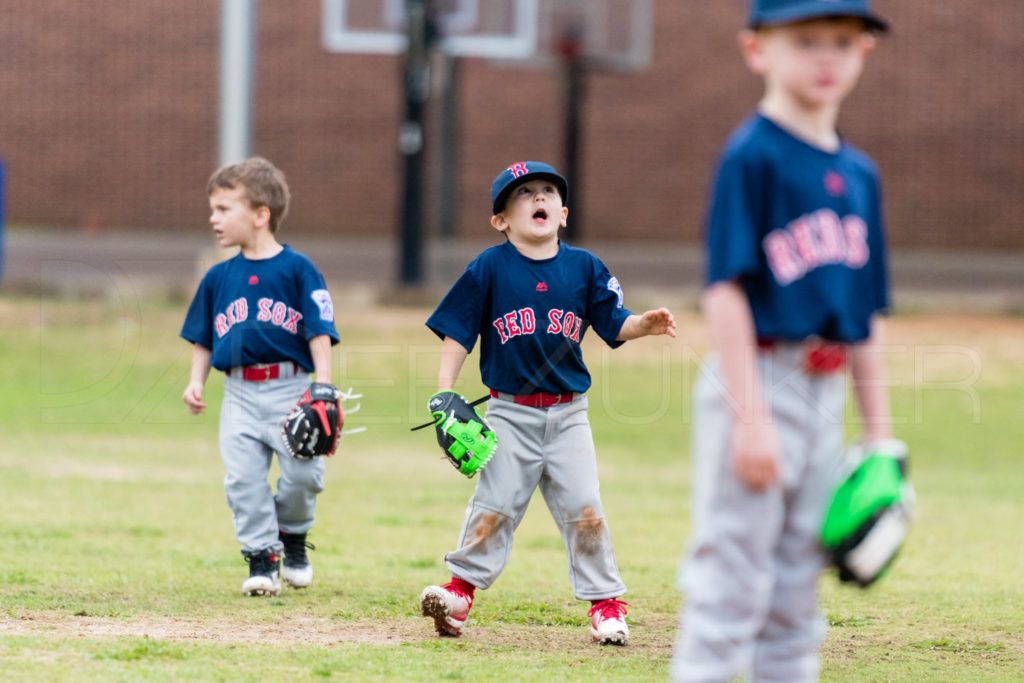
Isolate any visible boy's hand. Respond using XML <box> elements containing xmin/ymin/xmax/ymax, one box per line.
<box><xmin>618</xmin><ymin>308</ymin><xmax>678</xmax><ymax>340</ymax></box>
<box><xmin>640</xmin><ymin>308</ymin><xmax>677</xmax><ymax>337</ymax></box>
<box><xmin>183</xmin><ymin>382</ymin><xmax>206</xmax><ymax>415</ymax></box>
<box><xmin>731</xmin><ymin>421</ymin><xmax>780</xmax><ymax>491</ymax></box>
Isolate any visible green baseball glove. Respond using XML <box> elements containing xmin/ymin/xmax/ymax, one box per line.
<box><xmin>821</xmin><ymin>439</ymin><xmax>914</xmax><ymax>587</ymax></box>
<box><xmin>421</xmin><ymin>391</ymin><xmax>498</xmax><ymax>478</ymax></box>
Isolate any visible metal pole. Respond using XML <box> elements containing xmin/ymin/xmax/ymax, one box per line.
<box><xmin>398</xmin><ymin>0</ymin><xmax>435</xmax><ymax>286</ymax></box>
<box><xmin>0</xmin><ymin>160</ymin><xmax>5</xmax><ymax>282</ymax></box>
<box><xmin>563</xmin><ymin>57</ymin><xmax>583</xmax><ymax>243</ymax></box>
<box><xmin>218</xmin><ymin>0</ymin><xmax>257</xmax><ymax>166</ymax></box>
<box><xmin>437</xmin><ymin>52</ymin><xmax>460</xmax><ymax>239</ymax></box>
<box><xmin>559</xmin><ymin>28</ymin><xmax>584</xmax><ymax>243</ymax></box>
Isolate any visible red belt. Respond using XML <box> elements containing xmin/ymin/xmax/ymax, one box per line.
<box><xmin>489</xmin><ymin>389</ymin><xmax>577</xmax><ymax>408</ymax></box>
<box><xmin>238</xmin><ymin>362</ymin><xmax>296</xmax><ymax>382</ymax></box>
<box><xmin>757</xmin><ymin>339</ymin><xmax>846</xmax><ymax>374</ymax></box>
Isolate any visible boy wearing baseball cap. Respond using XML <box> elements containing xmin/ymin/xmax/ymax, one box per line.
<box><xmin>419</xmin><ymin>161</ymin><xmax>676</xmax><ymax>644</ymax></box>
<box><xmin>672</xmin><ymin>1</ymin><xmax>897</xmax><ymax>680</ymax></box>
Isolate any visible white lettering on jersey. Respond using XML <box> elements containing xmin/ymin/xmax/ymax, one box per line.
<box><xmin>491</xmin><ymin>306</ymin><xmax>582</xmax><ymax>345</ymax></box>
<box><xmin>493</xmin><ymin>317</ymin><xmax>509</xmax><ymax>344</ymax></box>
<box><xmin>504</xmin><ymin>311</ymin><xmax>522</xmax><ymax>337</ymax></box>
<box><xmin>520</xmin><ymin>307</ymin><xmax>536</xmax><ymax>334</ymax></box>
<box><xmin>546</xmin><ymin>308</ymin><xmax>564</xmax><ymax>335</ymax></box>
<box><xmin>215</xmin><ymin>298</ymin><xmax>249</xmax><ymax>338</ymax></box>
<box><xmin>253</xmin><ymin>297</ymin><xmax>304</xmax><ymax>334</ymax></box>
<box><xmin>763</xmin><ymin>209</ymin><xmax>870</xmax><ymax>286</ymax></box>
<box><xmin>493</xmin><ymin>307</ymin><xmax>536</xmax><ymax>344</ymax></box>
<box><xmin>545</xmin><ymin>309</ymin><xmax>582</xmax><ymax>343</ymax></box>
<box><xmin>843</xmin><ymin>216</ymin><xmax>870</xmax><ymax>268</ymax></box>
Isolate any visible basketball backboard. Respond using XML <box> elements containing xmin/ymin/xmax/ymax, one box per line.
<box><xmin>527</xmin><ymin>0</ymin><xmax>653</xmax><ymax>72</ymax></box>
<box><xmin>322</xmin><ymin>0</ymin><xmax>539</xmax><ymax>59</ymax></box>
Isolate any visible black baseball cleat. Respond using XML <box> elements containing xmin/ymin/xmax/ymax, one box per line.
<box><xmin>279</xmin><ymin>531</ymin><xmax>315</xmax><ymax>588</ymax></box>
<box><xmin>241</xmin><ymin>548</ymin><xmax>282</xmax><ymax>596</ymax></box>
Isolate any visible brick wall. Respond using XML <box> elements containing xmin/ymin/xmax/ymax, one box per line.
<box><xmin>0</xmin><ymin>1</ymin><xmax>1020</xmax><ymax>248</ymax></box>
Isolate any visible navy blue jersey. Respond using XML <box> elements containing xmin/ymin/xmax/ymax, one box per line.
<box><xmin>181</xmin><ymin>245</ymin><xmax>339</xmax><ymax>372</ymax></box>
<box><xmin>427</xmin><ymin>241</ymin><xmax>632</xmax><ymax>394</ymax></box>
<box><xmin>705</xmin><ymin>114</ymin><xmax>889</xmax><ymax>342</ymax></box>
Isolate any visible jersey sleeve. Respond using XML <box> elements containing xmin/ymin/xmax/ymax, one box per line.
<box><xmin>587</xmin><ymin>258</ymin><xmax>633</xmax><ymax>348</ymax></box>
<box><xmin>705</xmin><ymin>151</ymin><xmax>765</xmax><ymax>286</ymax></box>
<box><xmin>426</xmin><ymin>264</ymin><xmax>486</xmax><ymax>352</ymax></box>
<box><xmin>295</xmin><ymin>257</ymin><xmax>340</xmax><ymax>344</ymax></box>
<box><xmin>180</xmin><ymin>269</ymin><xmax>215</xmax><ymax>349</ymax></box>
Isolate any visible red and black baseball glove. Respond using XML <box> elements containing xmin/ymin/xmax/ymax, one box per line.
<box><xmin>282</xmin><ymin>382</ymin><xmax>343</xmax><ymax>459</ymax></box>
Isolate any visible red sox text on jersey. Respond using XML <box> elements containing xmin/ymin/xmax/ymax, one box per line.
<box><xmin>492</xmin><ymin>307</ymin><xmax>583</xmax><ymax>345</ymax></box>
<box><xmin>215</xmin><ymin>297</ymin><xmax>303</xmax><ymax>337</ymax></box>
<box><xmin>762</xmin><ymin>208</ymin><xmax>869</xmax><ymax>286</ymax></box>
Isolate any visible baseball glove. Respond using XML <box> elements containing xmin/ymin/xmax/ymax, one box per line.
<box><xmin>821</xmin><ymin>439</ymin><xmax>914</xmax><ymax>587</ymax></box>
<box><xmin>415</xmin><ymin>391</ymin><xmax>498</xmax><ymax>478</ymax></box>
<box><xmin>282</xmin><ymin>382</ymin><xmax>343</xmax><ymax>459</ymax></box>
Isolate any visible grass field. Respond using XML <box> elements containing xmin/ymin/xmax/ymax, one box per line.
<box><xmin>1</xmin><ymin>293</ymin><xmax>1022</xmax><ymax>681</ymax></box>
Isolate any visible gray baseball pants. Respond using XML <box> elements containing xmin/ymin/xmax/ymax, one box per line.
<box><xmin>444</xmin><ymin>395</ymin><xmax>627</xmax><ymax>600</ymax></box>
<box><xmin>220</xmin><ymin>368</ymin><xmax>325</xmax><ymax>554</ymax></box>
<box><xmin>672</xmin><ymin>346</ymin><xmax>845</xmax><ymax>683</ymax></box>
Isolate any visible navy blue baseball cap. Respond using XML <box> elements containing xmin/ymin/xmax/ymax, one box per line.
<box><xmin>491</xmin><ymin>161</ymin><xmax>568</xmax><ymax>215</ymax></box>
<box><xmin>749</xmin><ymin>0</ymin><xmax>888</xmax><ymax>32</ymax></box>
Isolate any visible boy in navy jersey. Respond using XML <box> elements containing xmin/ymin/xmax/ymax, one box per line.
<box><xmin>181</xmin><ymin>157</ymin><xmax>339</xmax><ymax>596</ymax></box>
<box><xmin>419</xmin><ymin>161</ymin><xmax>677</xmax><ymax>645</ymax></box>
<box><xmin>672</xmin><ymin>1</ymin><xmax>896</xmax><ymax>680</ymax></box>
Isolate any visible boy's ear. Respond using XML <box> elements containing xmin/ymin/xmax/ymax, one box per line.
<box><xmin>859</xmin><ymin>32</ymin><xmax>877</xmax><ymax>55</ymax></box>
<box><xmin>253</xmin><ymin>204</ymin><xmax>272</xmax><ymax>229</ymax></box>
<box><xmin>737</xmin><ymin>29</ymin><xmax>767</xmax><ymax>75</ymax></box>
<box><xmin>559</xmin><ymin>206</ymin><xmax>568</xmax><ymax>228</ymax></box>
<box><xmin>490</xmin><ymin>213</ymin><xmax>509</xmax><ymax>234</ymax></box>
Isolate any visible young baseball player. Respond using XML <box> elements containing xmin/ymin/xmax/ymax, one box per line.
<box><xmin>181</xmin><ymin>157</ymin><xmax>340</xmax><ymax>596</ymax></box>
<box><xmin>418</xmin><ymin>161</ymin><xmax>677</xmax><ymax>645</ymax></box>
<box><xmin>672</xmin><ymin>1</ymin><xmax>894</xmax><ymax>680</ymax></box>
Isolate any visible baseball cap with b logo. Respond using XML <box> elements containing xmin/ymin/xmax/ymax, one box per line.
<box><xmin>491</xmin><ymin>161</ymin><xmax>569</xmax><ymax>215</ymax></box>
<box><xmin>748</xmin><ymin>0</ymin><xmax>889</xmax><ymax>32</ymax></box>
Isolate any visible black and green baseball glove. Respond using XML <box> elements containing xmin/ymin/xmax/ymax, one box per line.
<box><xmin>413</xmin><ymin>391</ymin><xmax>498</xmax><ymax>478</ymax></box>
<box><xmin>821</xmin><ymin>439</ymin><xmax>914</xmax><ymax>587</ymax></box>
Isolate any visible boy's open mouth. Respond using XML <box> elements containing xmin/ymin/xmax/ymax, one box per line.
<box><xmin>532</xmin><ymin>209</ymin><xmax>548</xmax><ymax>220</ymax></box>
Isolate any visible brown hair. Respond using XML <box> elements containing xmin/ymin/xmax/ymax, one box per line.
<box><xmin>207</xmin><ymin>157</ymin><xmax>290</xmax><ymax>233</ymax></box>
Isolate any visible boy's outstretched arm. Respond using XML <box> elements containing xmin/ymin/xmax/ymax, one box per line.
<box><xmin>616</xmin><ymin>307</ymin><xmax>678</xmax><ymax>341</ymax></box>
<box><xmin>438</xmin><ymin>336</ymin><xmax>470</xmax><ymax>391</ymax></box>
<box><xmin>703</xmin><ymin>281</ymin><xmax>780</xmax><ymax>491</ymax></box>
<box><xmin>183</xmin><ymin>343</ymin><xmax>212</xmax><ymax>415</ymax></box>
<box><xmin>848</xmin><ymin>315</ymin><xmax>893</xmax><ymax>444</ymax></box>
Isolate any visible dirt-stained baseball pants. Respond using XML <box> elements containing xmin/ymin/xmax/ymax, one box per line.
<box><xmin>220</xmin><ymin>367</ymin><xmax>325</xmax><ymax>554</ymax></box>
<box><xmin>672</xmin><ymin>346</ymin><xmax>846</xmax><ymax>683</ymax></box>
<box><xmin>444</xmin><ymin>395</ymin><xmax>628</xmax><ymax>601</ymax></box>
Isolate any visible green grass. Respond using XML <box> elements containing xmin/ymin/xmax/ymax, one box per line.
<box><xmin>1</xmin><ymin>295</ymin><xmax>1022</xmax><ymax>680</ymax></box>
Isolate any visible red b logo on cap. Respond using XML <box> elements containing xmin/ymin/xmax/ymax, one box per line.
<box><xmin>507</xmin><ymin>162</ymin><xmax>528</xmax><ymax>178</ymax></box>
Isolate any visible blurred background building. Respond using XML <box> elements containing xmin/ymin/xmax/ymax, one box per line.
<box><xmin>0</xmin><ymin>0</ymin><xmax>1021</xmax><ymax>250</ymax></box>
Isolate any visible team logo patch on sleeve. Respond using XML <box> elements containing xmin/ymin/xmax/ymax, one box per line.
<box><xmin>606</xmin><ymin>276</ymin><xmax>624</xmax><ymax>308</ymax></box>
<box><xmin>311</xmin><ymin>289</ymin><xmax>335</xmax><ymax>321</ymax></box>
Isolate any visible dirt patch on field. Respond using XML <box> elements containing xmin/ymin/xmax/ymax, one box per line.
<box><xmin>1</xmin><ymin>613</ymin><xmax>677</xmax><ymax>655</ymax></box>
<box><xmin>1</xmin><ymin>614</ymin><xmax>412</xmax><ymax>647</ymax></box>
